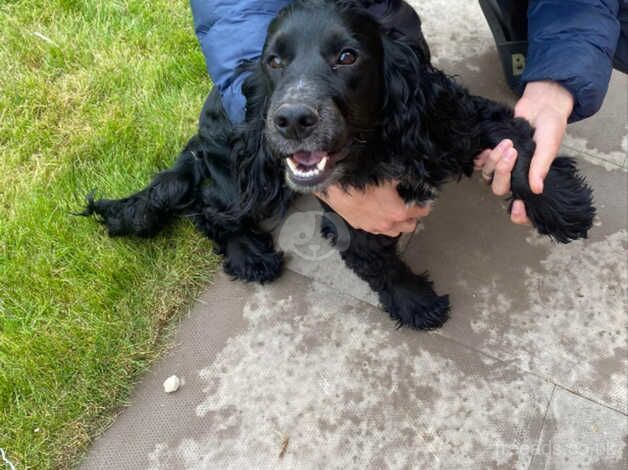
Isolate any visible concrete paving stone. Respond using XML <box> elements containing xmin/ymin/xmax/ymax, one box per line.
<box><xmin>402</xmin><ymin>159</ymin><xmax>628</xmax><ymax>414</ymax></box>
<box><xmin>277</xmin><ymin>194</ymin><xmax>384</xmax><ymax>306</ymax></box>
<box><xmin>565</xmin><ymin>72</ymin><xmax>627</xmax><ymax>169</ymax></box>
<box><xmin>529</xmin><ymin>388</ymin><xmax>628</xmax><ymax>470</ymax></box>
<box><xmin>82</xmin><ymin>272</ymin><xmax>554</xmax><ymax>470</ymax></box>
<box><xmin>410</xmin><ymin>0</ymin><xmax>495</xmax><ymax>69</ymax></box>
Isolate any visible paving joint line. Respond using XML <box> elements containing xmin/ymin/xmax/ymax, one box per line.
<box><xmin>526</xmin><ymin>384</ymin><xmax>557</xmax><ymax>470</ymax></box>
<box><xmin>563</xmin><ymin>143</ymin><xmax>627</xmax><ymax>170</ymax></box>
<box><xmin>280</xmin><ymin>267</ymin><xmax>627</xmax><ymax>416</ymax></box>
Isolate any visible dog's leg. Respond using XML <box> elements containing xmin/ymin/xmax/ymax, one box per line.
<box><xmin>425</xmin><ymin>82</ymin><xmax>595</xmax><ymax>243</ymax></box>
<box><xmin>82</xmin><ymin>142</ymin><xmax>203</xmax><ymax>238</ymax></box>
<box><xmin>470</xmin><ymin>101</ymin><xmax>595</xmax><ymax>243</ymax></box>
<box><xmin>320</xmin><ymin>209</ymin><xmax>449</xmax><ymax>329</ymax></box>
<box><xmin>190</xmin><ymin>200</ymin><xmax>284</xmax><ymax>284</ymax></box>
<box><xmin>221</xmin><ymin>230</ymin><xmax>284</xmax><ymax>284</ymax></box>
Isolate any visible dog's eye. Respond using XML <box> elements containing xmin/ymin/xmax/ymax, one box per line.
<box><xmin>337</xmin><ymin>49</ymin><xmax>358</xmax><ymax>66</ymax></box>
<box><xmin>267</xmin><ymin>55</ymin><xmax>284</xmax><ymax>69</ymax></box>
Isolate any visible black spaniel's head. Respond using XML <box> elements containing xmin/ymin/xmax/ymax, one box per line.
<box><xmin>242</xmin><ymin>0</ymin><xmax>430</xmax><ymax>194</ymax></box>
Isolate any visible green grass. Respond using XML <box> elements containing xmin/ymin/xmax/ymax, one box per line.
<box><xmin>0</xmin><ymin>1</ymin><xmax>220</xmax><ymax>467</ymax></box>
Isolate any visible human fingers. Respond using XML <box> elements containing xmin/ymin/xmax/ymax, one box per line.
<box><xmin>405</xmin><ymin>202</ymin><xmax>432</xmax><ymax>219</ymax></box>
<box><xmin>511</xmin><ymin>200</ymin><xmax>531</xmax><ymax>225</ymax></box>
<box><xmin>528</xmin><ymin>112</ymin><xmax>565</xmax><ymax>194</ymax></box>
<box><xmin>390</xmin><ymin>218</ymin><xmax>419</xmax><ymax>235</ymax></box>
<box><xmin>373</xmin><ymin>225</ymin><xmax>402</xmax><ymax>237</ymax></box>
<box><xmin>371</xmin><ymin>216</ymin><xmax>418</xmax><ymax>237</ymax></box>
<box><xmin>482</xmin><ymin>139</ymin><xmax>513</xmax><ymax>184</ymax></box>
<box><xmin>474</xmin><ymin>149</ymin><xmax>491</xmax><ymax>170</ymax></box>
<box><xmin>491</xmin><ymin>147</ymin><xmax>518</xmax><ymax>196</ymax></box>
<box><xmin>379</xmin><ymin>231</ymin><xmax>402</xmax><ymax>237</ymax></box>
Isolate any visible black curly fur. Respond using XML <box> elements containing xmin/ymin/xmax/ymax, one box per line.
<box><xmin>81</xmin><ymin>0</ymin><xmax>595</xmax><ymax>330</ymax></box>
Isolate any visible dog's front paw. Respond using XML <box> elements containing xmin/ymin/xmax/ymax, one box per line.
<box><xmin>380</xmin><ymin>275</ymin><xmax>450</xmax><ymax>330</ymax></box>
<box><xmin>224</xmin><ymin>249</ymin><xmax>284</xmax><ymax>283</ymax></box>
<box><xmin>512</xmin><ymin>157</ymin><xmax>595</xmax><ymax>243</ymax></box>
<box><xmin>223</xmin><ymin>233</ymin><xmax>284</xmax><ymax>284</ymax></box>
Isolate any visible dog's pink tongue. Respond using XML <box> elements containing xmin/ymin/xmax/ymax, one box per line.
<box><xmin>292</xmin><ymin>150</ymin><xmax>327</xmax><ymax>165</ymax></box>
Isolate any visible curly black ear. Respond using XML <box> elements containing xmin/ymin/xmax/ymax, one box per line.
<box><xmin>377</xmin><ymin>0</ymin><xmax>431</xmax><ymax>63</ymax></box>
<box><xmin>380</xmin><ymin>34</ymin><xmax>428</xmax><ymax>158</ymax></box>
<box><xmin>240</xmin><ymin>60</ymin><xmax>272</xmax><ymax>124</ymax></box>
<box><xmin>232</xmin><ymin>62</ymin><xmax>291</xmax><ymax>221</ymax></box>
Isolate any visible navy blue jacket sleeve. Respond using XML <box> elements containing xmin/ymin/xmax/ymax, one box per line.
<box><xmin>521</xmin><ymin>0</ymin><xmax>621</xmax><ymax>122</ymax></box>
<box><xmin>190</xmin><ymin>0</ymin><xmax>291</xmax><ymax>123</ymax></box>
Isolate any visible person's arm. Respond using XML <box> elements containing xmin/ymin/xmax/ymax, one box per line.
<box><xmin>524</xmin><ymin>0</ymin><xmax>621</xmax><ymax>123</ymax></box>
<box><xmin>190</xmin><ymin>0</ymin><xmax>291</xmax><ymax>123</ymax></box>
<box><xmin>477</xmin><ymin>0</ymin><xmax>621</xmax><ymax>224</ymax></box>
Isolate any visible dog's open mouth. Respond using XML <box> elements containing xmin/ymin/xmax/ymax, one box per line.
<box><xmin>285</xmin><ymin>150</ymin><xmax>335</xmax><ymax>186</ymax></box>
<box><xmin>286</xmin><ymin>149</ymin><xmax>348</xmax><ymax>189</ymax></box>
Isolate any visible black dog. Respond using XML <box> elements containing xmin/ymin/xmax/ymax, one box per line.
<box><xmin>83</xmin><ymin>0</ymin><xmax>594</xmax><ymax>330</ymax></box>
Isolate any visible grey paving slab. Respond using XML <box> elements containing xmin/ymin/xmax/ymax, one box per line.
<box><xmin>565</xmin><ymin>72</ymin><xmax>628</xmax><ymax>169</ymax></box>
<box><xmin>279</xmin><ymin>160</ymin><xmax>628</xmax><ymax>417</ymax></box>
<box><xmin>402</xmin><ymin>160</ymin><xmax>628</xmax><ymax>414</ymax></box>
<box><xmin>529</xmin><ymin>388</ymin><xmax>628</xmax><ymax>470</ymax></box>
<box><xmin>82</xmin><ymin>272</ymin><xmax>554</xmax><ymax>470</ymax></box>
<box><xmin>410</xmin><ymin>0</ymin><xmax>495</xmax><ymax>68</ymax></box>
<box><xmin>276</xmin><ymin>194</ymin><xmax>379</xmax><ymax>306</ymax></box>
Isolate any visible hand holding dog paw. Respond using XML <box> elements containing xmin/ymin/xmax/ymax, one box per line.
<box><xmin>474</xmin><ymin>139</ymin><xmax>531</xmax><ymax>225</ymax></box>
<box><xmin>515</xmin><ymin>80</ymin><xmax>574</xmax><ymax>195</ymax></box>
<box><xmin>315</xmin><ymin>181</ymin><xmax>431</xmax><ymax>237</ymax></box>
<box><xmin>475</xmin><ymin>81</ymin><xmax>574</xmax><ymax>227</ymax></box>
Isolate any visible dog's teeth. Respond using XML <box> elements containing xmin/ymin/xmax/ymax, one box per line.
<box><xmin>316</xmin><ymin>156</ymin><xmax>328</xmax><ymax>171</ymax></box>
<box><xmin>286</xmin><ymin>158</ymin><xmax>298</xmax><ymax>173</ymax></box>
<box><xmin>287</xmin><ymin>157</ymin><xmax>327</xmax><ymax>179</ymax></box>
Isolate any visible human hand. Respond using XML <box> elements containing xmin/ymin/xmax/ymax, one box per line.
<box><xmin>475</xmin><ymin>80</ymin><xmax>574</xmax><ymax>225</ymax></box>
<box><xmin>475</xmin><ymin>139</ymin><xmax>530</xmax><ymax>224</ymax></box>
<box><xmin>315</xmin><ymin>181</ymin><xmax>432</xmax><ymax>237</ymax></box>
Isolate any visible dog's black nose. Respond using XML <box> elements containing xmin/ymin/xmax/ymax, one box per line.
<box><xmin>273</xmin><ymin>104</ymin><xmax>319</xmax><ymax>139</ymax></box>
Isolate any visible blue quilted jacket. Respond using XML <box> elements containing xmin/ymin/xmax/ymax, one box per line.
<box><xmin>190</xmin><ymin>0</ymin><xmax>626</xmax><ymax>123</ymax></box>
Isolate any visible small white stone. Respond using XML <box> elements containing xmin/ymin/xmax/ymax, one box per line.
<box><xmin>163</xmin><ymin>375</ymin><xmax>181</xmax><ymax>394</ymax></box>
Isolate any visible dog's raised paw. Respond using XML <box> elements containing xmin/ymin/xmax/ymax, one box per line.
<box><xmin>513</xmin><ymin>157</ymin><xmax>595</xmax><ymax>243</ymax></box>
